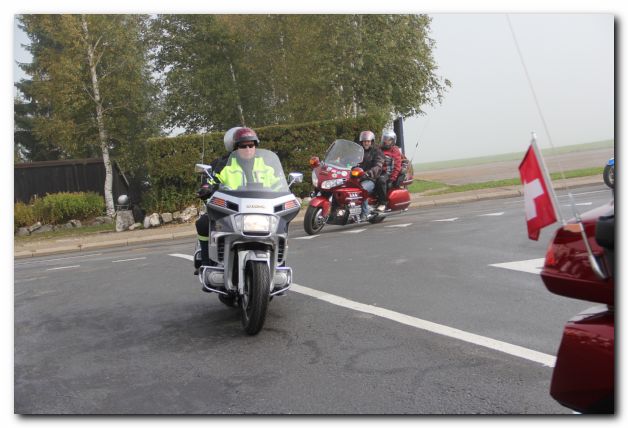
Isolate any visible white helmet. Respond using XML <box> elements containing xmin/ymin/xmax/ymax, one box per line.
<box><xmin>381</xmin><ymin>129</ymin><xmax>396</xmax><ymax>145</ymax></box>
<box><xmin>359</xmin><ymin>130</ymin><xmax>375</xmax><ymax>143</ymax></box>
<box><xmin>223</xmin><ymin>126</ymin><xmax>243</xmax><ymax>152</ymax></box>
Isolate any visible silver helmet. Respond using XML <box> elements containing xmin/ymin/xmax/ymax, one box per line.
<box><xmin>381</xmin><ymin>129</ymin><xmax>396</xmax><ymax>146</ymax></box>
<box><xmin>223</xmin><ymin>126</ymin><xmax>243</xmax><ymax>152</ymax></box>
<box><xmin>359</xmin><ymin>130</ymin><xmax>375</xmax><ymax>143</ymax></box>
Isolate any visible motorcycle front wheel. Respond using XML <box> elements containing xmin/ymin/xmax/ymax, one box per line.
<box><xmin>304</xmin><ymin>205</ymin><xmax>326</xmax><ymax>235</ymax></box>
<box><xmin>603</xmin><ymin>164</ymin><xmax>614</xmax><ymax>189</ymax></box>
<box><xmin>240</xmin><ymin>261</ymin><xmax>271</xmax><ymax>335</ymax></box>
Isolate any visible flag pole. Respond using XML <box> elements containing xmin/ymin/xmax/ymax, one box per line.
<box><xmin>530</xmin><ymin>132</ymin><xmax>565</xmax><ymax>226</ymax></box>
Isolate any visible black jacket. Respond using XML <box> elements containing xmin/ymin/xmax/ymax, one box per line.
<box><xmin>358</xmin><ymin>147</ymin><xmax>385</xmax><ymax>180</ymax></box>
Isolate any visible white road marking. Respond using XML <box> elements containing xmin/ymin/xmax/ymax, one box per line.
<box><xmin>490</xmin><ymin>258</ymin><xmax>546</xmax><ymax>275</ymax></box>
<box><xmin>565</xmin><ymin>202</ymin><xmax>593</xmax><ymax>206</ymax></box>
<box><xmin>170</xmin><ymin>253</ymin><xmax>193</xmax><ymax>261</ymax></box>
<box><xmin>168</xmin><ymin>253</ymin><xmax>556</xmax><ymax>367</ymax></box>
<box><xmin>14</xmin><ymin>276</ymin><xmax>49</xmax><ymax>284</ymax></box>
<box><xmin>15</xmin><ymin>253</ymin><xmax>103</xmax><ymax>266</ymax></box>
<box><xmin>478</xmin><ymin>212</ymin><xmax>504</xmax><ymax>217</ymax></box>
<box><xmin>341</xmin><ymin>228</ymin><xmax>367</xmax><ymax>234</ymax></box>
<box><xmin>112</xmin><ymin>257</ymin><xmax>147</xmax><ymax>263</ymax></box>
<box><xmin>293</xmin><ymin>235</ymin><xmax>320</xmax><ymax>240</ymax></box>
<box><xmin>384</xmin><ymin>223</ymin><xmax>412</xmax><ymax>228</ymax></box>
<box><xmin>432</xmin><ymin>217</ymin><xmax>458</xmax><ymax>222</ymax></box>
<box><xmin>291</xmin><ymin>284</ymin><xmax>555</xmax><ymax>367</ymax></box>
<box><xmin>46</xmin><ymin>265</ymin><xmax>80</xmax><ymax>271</ymax></box>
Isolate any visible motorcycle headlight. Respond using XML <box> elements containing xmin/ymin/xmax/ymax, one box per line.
<box><xmin>235</xmin><ymin>214</ymin><xmax>278</xmax><ymax>234</ymax></box>
<box><xmin>321</xmin><ymin>178</ymin><xmax>345</xmax><ymax>189</ymax></box>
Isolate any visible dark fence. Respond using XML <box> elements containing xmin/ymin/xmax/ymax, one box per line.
<box><xmin>14</xmin><ymin>158</ymin><xmax>130</xmax><ymax>204</ymax></box>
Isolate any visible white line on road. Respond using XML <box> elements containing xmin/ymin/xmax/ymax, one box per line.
<box><xmin>384</xmin><ymin>223</ymin><xmax>412</xmax><ymax>228</ymax></box>
<box><xmin>112</xmin><ymin>257</ymin><xmax>147</xmax><ymax>263</ymax></box>
<box><xmin>167</xmin><ymin>254</ymin><xmax>555</xmax><ymax>367</ymax></box>
<box><xmin>478</xmin><ymin>212</ymin><xmax>504</xmax><ymax>217</ymax></box>
<box><xmin>562</xmin><ymin>202</ymin><xmax>593</xmax><ymax>207</ymax></box>
<box><xmin>170</xmin><ymin>253</ymin><xmax>193</xmax><ymax>261</ymax></box>
<box><xmin>291</xmin><ymin>284</ymin><xmax>555</xmax><ymax>367</ymax></box>
<box><xmin>432</xmin><ymin>217</ymin><xmax>458</xmax><ymax>222</ymax></box>
<box><xmin>293</xmin><ymin>235</ymin><xmax>320</xmax><ymax>240</ymax></box>
<box><xmin>15</xmin><ymin>253</ymin><xmax>103</xmax><ymax>266</ymax></box>
<box><xmin>341</xmin><ymin>228</ymin><xmax>367</xmax><ymax>234</ymax></box>
<box><xmin>489</xmin><ymin>258</ymin><xmax>546</xmax><ymax>275</ymax></box>
<box><xmin>46</xmin><ymin>265</ymin><xmax>80</xmax><ymax>271</ymax></box>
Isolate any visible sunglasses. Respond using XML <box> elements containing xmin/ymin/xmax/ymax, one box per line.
<box><xmin>237</xmin><ymin>143</ymin><xmax>256</xmax><ymax>149</ymax></box>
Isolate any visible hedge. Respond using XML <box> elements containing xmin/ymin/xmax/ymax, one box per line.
<box><xmin>144</xmin><ymin>113</ymin><xmax>388</xmax><ymax>211</ymax></box>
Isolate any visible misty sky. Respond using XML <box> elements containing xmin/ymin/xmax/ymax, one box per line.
<box><xmin>12</xmin><ymin>13</ymin><xmax>614</xmax><ymax>163</ymax></box>
<box><xmin>403</xmin><ymin>13</ymin><xmax>614</xmax><ymax>163</ymax></box>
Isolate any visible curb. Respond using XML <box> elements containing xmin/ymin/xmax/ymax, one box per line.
<box><xmin>14</xmin><ymin>177</ymin><xmax>604</xmax><ymax>259</ymax></box>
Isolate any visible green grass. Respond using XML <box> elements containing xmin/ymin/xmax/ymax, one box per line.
<box><xmin>15</xmin><ymin>222</ymin><xmax>115</xmax><ymax>243</ymax></box>
<box><xmin>421</xmin><ymin>167</ymin><xmax>603</xmax><ymax>195</ymax></box>
<box><xmin>413</xmin><ymin>140</ymin><xmax>614</xmax><ymax>172</ymax></box>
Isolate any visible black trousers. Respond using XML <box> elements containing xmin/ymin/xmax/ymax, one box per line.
<box><xmin>375</xmin><ymin>173</ymin><xmax>389</xmax><ymax>204</ymax></box>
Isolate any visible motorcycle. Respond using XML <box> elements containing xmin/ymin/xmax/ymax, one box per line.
<box><xmin>540</xmin><ymin>201</ymin><xmax>614</xmax><ymax>413</ymax></box>
<box><xmin>193</xmin><ymin>149</ymin><xmax>303</xmax><ymax>335</ymax></box>
<box><xmin>304</xmin><ymin>139</ymin><xmax>413</xmax><ymax>235</ymax></box>
<box><xmin>603</xmin><ymin>157</ymin><xmax>614</xmax><ymax>189</ymax></box>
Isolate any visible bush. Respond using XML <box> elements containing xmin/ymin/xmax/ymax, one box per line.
<box><xmin>31</xmin><ymin>192</ymin><xmax>106</xmax><ymax>224</ymax></box>
<box><xmin>14</xmin><ymin>202</ymin><xmax>36</xmax><ymax>230</ymax></box>
<box><xmin>144</xmin><ymin>113</ymin><xmax>388</xmax><ymax>205</ymax></box>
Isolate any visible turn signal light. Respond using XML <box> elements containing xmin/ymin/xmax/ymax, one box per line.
<box><xmin>351</xmin><ymin>167</ymin><xmax>364</xmax><ymax>178</ymax></box>
<box><xmin>309</xmin><ymin>156</ymin><xmax>320</xmax><ymax>168</ymax></box>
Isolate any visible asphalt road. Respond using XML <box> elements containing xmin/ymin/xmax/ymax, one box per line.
<box><xmin>13</xmin><ymin>183</ymin><xmax>614</xmax><ymax>414</ymax></box>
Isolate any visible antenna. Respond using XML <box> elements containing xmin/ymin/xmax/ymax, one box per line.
<box><xmin>508</xmin><ymin>14</ymin><xmax>608</xmax><ymax>280</ymax></box>
<box><xmin>201</xmin><ymin>132</ymin><xmax>205</xmax><ymax>164</ymax></box>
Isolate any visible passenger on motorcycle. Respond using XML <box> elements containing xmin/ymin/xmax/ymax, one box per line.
<box><xmin>357</xmin><ymin>130</ymin><xmax>385</xmax><ymax>220</ymax></box>
<box><xmin>195</xmin><ymin>126</ymin><xmax>243</xmax><ymax>274</ymax></box>
<box><xmin>377</xmin><ymin>129</ymin><xmax>402</xmax><ymax>211</ymax></box>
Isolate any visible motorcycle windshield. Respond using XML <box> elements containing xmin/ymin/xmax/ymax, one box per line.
<box><xmin>217</xmin><ymin>148</ymin><xmax>290</xmax><ymax>193</ymax></box>
<box><xmin>324</xmin><ymin>139</ymin><xmax>364</xmax><ymax>169</ymax></box>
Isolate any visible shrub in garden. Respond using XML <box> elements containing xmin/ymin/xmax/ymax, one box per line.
<box><xmin>14</xmin><ymin>202</ymin><xmax>36</xmax><ymax>230</ymax></box>
<box><xmin>30</xmin><ymin>192</ymin><xmax>106</xmax><ymax>224</ymax></box>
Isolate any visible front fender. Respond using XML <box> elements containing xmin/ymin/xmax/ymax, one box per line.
<box><xmin>309</xmin><ymin>195</ymin><xmax>331</xmax><ymax>217</ymax></box>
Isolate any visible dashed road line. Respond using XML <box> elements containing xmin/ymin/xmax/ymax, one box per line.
<box><xmin>112</xmin><ymin>257</ymin><xmax>147</xmax><ymax>263</ymax></box>
<box><xmin>294</xmin><ymin>235</ymin><xmax>320</xmax><ymax>240</ymax></box>
<box><xmin>478</xmin><ymin>212</ymin><xmax>505</xmax><ymax>217</ymax></box>
<box><xmin>341</xmin><ymin>228</ymin><xmax>367</xmax><ymax>234</ymax></box>
<box><xmin>384</xmin><ymin>223</ymin><xmax>412</xmax><ymax>228</ymax></box>
<box><xmin>46</xmin><ymin>265</ymin><xmax>80</xmax><ymax>271</ymax></box>
<box><xmin>432</xmin><ymin>217</ymin><xmax>458</xmax><ymax>222</ymax></box>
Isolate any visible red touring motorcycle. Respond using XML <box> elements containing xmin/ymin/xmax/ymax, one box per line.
<box><xmin>540</xmin><ymin>200</ymin><xmax>614</xmax><ymax>413</ymax></box>
<box><xmin>304</xmin><ymin>139</ymin><xmax>413</xmax><ymax>235</ymax></box>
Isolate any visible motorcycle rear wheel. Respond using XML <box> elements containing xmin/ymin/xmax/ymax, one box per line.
<box><xmin>304</xmin><ymin>205</ymin><xmax>326</xmax><ymax>235</ymax></box>
<box><xmin>240</xmin><ymin>261</ymin><xmax>271</xmax><ymax>335</ymax></box>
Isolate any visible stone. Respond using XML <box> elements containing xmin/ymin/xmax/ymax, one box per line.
<box><xmin>115</xmin><ymin>210</ymin><xmax>135</xmax><ymax>232</ymax></box>
<box><xmin>148</xmin><ymin>212</ymin><xmax>161</xmax><ymax>227</ymax></box>
<box><xmin>16</xmin><ymin>227</ymin><xmax>30</xmax><ymax>237</ymax></box>
<box><xmin>143</xmin><ymin>216</ymin><xmax>151</xmax><ymax>229</ymax></box>
<box><xmin>179</xmin><ymin>206</ymin><xmax>198</xmax><ymax>223</ymax></box>
<box><xmin>128</xmin><ymin>222</ymin><xmax>142</xmax><ymax>231</ymax></box>
<box><xmin>70</xmin><ymin>219</ymin><xmax>82</xmax><ymax>228</ymax></box>
<box><xmin>28</xmin><ymin>222</ymin><xmax>42</xmax><ymax>233</ymax></box>
<box><xmin>161</xmin><ymin>212</ymin><xmax>173</xmax><ymax>224</ymax></box>
<box><xmin>172</xmin><ymin>211</ymin><xmax>181</xmax><ymax>222</ymax></box>
<box><xmin>31</xmin><ymin>224</ymin><xmax>54</xmax><ymax>234</ymax></box>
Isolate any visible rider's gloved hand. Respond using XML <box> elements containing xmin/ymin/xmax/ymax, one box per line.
<box><xmin>196</xmin><ymin>184</ymin><xmax>214</xmax><ymax>200</ymax></box>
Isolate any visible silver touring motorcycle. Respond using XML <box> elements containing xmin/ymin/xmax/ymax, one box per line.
<box><xmin>193</xmin><ymin>149</ymin><xmax>303</xmax><ymax>335</ymax></box>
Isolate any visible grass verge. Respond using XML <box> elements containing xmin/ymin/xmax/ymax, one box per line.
<box><xmin>15</xmin><ymin>223</ymin><xmax>115</xmax><ymax>243</ymax></box>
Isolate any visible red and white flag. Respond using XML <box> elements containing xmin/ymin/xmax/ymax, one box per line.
<box><xmin>518</xmin><ymin>141</ymin><xmax>559</xmax><ymax>240</ymax></box>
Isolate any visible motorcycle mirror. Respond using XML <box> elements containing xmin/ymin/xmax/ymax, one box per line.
<box><xmin>195</xmin><ymin>163</ymin><xmax>212</xmax><ymax>174</ymax></box>
<box><xmin>288</xmin><ymin>172</ymin><xmax>304</xmax><ymax>187</ymax></box>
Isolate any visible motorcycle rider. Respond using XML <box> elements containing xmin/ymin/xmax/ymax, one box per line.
<box><xmin>357</xmin><ymin>130</ymin><xmax>385</xmax><ymax>220</ymax></box>
<box><xmin>194</xmin><ymin>126</ymin><xmax>242</xmax><ymax>275</ymax></box>
<box><xmin>376</xmin><ymin>129</ymin><xmax>402</xmax><ymax>211</ymax></box>
<box><xmin>215</xmin><ymin>127</ymin><xmax>282</xmax><ymax>190</ymax></box>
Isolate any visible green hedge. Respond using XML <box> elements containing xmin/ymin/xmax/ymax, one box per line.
<box><xmin>14</xmin><ymin>202</ymin><xmax>36</xmax><ymax>230</ymax></box>
<box><xmin>32</xmin><ymin>192</ymin><xmax>105</xmax><ymax>225</ymax></box>
<box><xmin>144</xmin><ymin>114</ymin><xmax>388</xmax><ymax>210</ymax></box>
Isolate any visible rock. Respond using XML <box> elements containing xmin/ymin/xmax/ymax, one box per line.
<box><xmin>143</xmin><ymin>216</ymin><xmax>151</xmax><ymax>229</ymax></box>
<box><xmin>148</xmin><ymin>212</ymin><xmax>161</xmax><ymax>227</ymax></box>
<box><xmin>115</xmin><ymin>210</ymin><xmax>135</xmax><ymax>232</ymax></box>
<box><xmin>172</xmin><ymin>211</ymin><xmax>181</xmax><ymax>222</ymax></box>
<box><xmin>161</xmin><ymin>212</ymin><xmax>173</xmax><ymax>224</ymax></box>
<box><xmin>128</xmin><ymin>222</ymin><xmax>142</xmax><ymax>231</ymax></box>
<box><xmin>28</xmin><ymin>222</ymin><xmax>42</xmax><ymax>233</ymax></box>
<box><xmin>179</xmin><ymin>206</ymin><xmax>198</xmax><ymax>223</ymax></box>
<box><xmin>16</xmin><ymin>227</ymin><xmax>30</xmax><ymax>237</ymax></box>
<box><xmin>31</xmin><ymin>224</ymin><xmax>55</xmax><ymax>234</ymax></box>
<box><xmin>70</xmin><ymin>219</ymin><xmax>82</xmax><ymax>228</ymax></box>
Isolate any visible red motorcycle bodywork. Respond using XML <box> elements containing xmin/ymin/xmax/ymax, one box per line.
<box><xmin>540</xmin><ymin>201</ymin><xmax>614</xmax><ymax>413</ymax></box>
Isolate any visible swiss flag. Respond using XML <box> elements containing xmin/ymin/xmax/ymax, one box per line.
<box><xmin>519</xmin><ymin>144</ymin><xmax>558</xmax><ymax>240</ymax></box>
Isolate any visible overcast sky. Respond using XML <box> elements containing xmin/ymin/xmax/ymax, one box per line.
<box><xmin>11</xmin><ymin>13</ymin><xmax>614</xmax><ymax>163</ymax></box>
<box><xmin>402</xmin><ymin>13</ymin><xmax>614</xmax><ymax>163</ymax></box>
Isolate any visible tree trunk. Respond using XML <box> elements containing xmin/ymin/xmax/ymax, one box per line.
<box><xmin>81</xmin><ymin>16</ymin><xmax>115</xmax><ymax>217</ymax></box>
